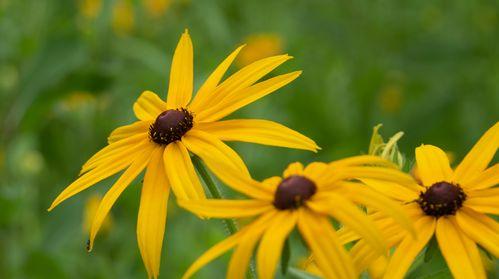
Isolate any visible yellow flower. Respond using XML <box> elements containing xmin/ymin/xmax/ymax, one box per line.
<box><xmin>237</xmin><ymin>34</ymin><xmax>283</xmax><ymax>67</ymax></box>
<box><xmin>378</xmin><ymin>85</ymin><xmax>403</xmax><ymax>114</ymax></box>
<box><xmin>112</xmin><ymin>0</ymin><xmax>134</xmax><ymax>35</ymax></box>
<box><xmin>83</xmin><ymin>194</ymin><xmax>112</xmax><ymax>234</ymax></box>
<box><xmin>179</xmin><ymin>157</ymin><xmax>415</xmax><ymax>279</ymax></box>
<box><xmin>80</xmin><ymin>0</ymin><xmax>102</xmax><ymax>19</ymax></box>
<box><xmin>48</xmin><ymin>30</ymin><xmax>318</xmax><ymax>278</ymax></box>
<box><xmin>341</xmin><ymin>122</ymin><xmax>499</xmax><ymax>279</ymax></box>
<box><xmin>143</xmin><ymin>0</ymin><xmax>171</xmax><ymax>18</ymax></box>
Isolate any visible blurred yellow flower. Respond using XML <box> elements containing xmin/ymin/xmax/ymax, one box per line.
<box><xmin>237</xmin><ymin>34</ymin><xmax>283</xmax><ymax>67</ymax></box>
<box><xmin>80</xmin><ymin>0</ymin><xmax>102</xmax><ymax>19</ymax></box>
<box><xmin>143</xmin><ymin>0</ymin><xmax>171</xmax><ymax>18</ymax></box>
<box><xmin>83</xmin><ymin>194</ymin><xmax>112</xmax><ymax>234</ymax></box>
<box><xmin>58</xmin><ymin>91</ymin><xmax>97</xmax><ymax>112</ymax></box>
<box><xmin>378</xmin><ymin>84</ymin><xmax>403</xmax><ymax>113</ymax></box>
<box><xmin>49</xmin><ymin>30</ymin><xmax>317</xmax><ymax>279</ymax></box>
<box><xmin>340</xmin><ymin>122</ymin><xmax>499</xmax><ymax>279</ymax></box>
<box><xmin>112</xmin><ymin>0</ymin><xmax>135</xmax><ymax>34</ymax></box>
<box><xmin>180</xmin><ymin>158</ymin><xmax>415</xmax><ymax>279</ymax></box>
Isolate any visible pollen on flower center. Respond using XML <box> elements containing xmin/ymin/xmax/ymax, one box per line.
<box><xmin>273</xmin><ymin>175</ymin><xmax>317</xmax><ymax>210</ymax></box>
<box><xmin>149</xmin><ymin>108</ymin><xmax>193</xmax><ymax>145</ymax></box>
<box><xmin>417</xmin><ymin>181</ymin><xmax>466</xmax><ymax>217</ymax></box>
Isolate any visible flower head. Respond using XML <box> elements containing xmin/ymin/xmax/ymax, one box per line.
<box><xmin>342</xmin><ymin>122</ymin><xmax>499</xmax><ymax>279</ymax></box>
<box><xmin>48</xmin><ymin>30</ymin><xmax>318</xmax><ymax>278</ymax></box>
<box><xmin>180</xmin><ymin>156</ymin><xmax>415</xmax><ymax>279</ymax></box>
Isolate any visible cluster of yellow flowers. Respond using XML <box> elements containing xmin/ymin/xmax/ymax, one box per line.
<box><xmin>49</xmin><ymin>31</ymin><xmax>498</xmax><ymax>279</ymax></box>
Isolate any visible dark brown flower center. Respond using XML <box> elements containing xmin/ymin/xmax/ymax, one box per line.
<box><xmin>149</xmin><ymin>108</ymin><xmax>193</xmax><ymax>145</ymax></box>
<box><xmin>417</xmin><ymin>181</ymin><xmax>466</xmax><ymax>217</ymax></box>
<box><xmin>273</xmin><ymin>175</ymin><xmax>317</xmax><ymax>210</ymax></box>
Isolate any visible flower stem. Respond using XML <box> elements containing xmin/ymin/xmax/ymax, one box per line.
<box><xmin>191</xmin><ymin>155</ymin><xmax>255</xmax><ymax>279</ymax></box>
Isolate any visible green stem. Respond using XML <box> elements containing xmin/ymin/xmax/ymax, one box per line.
<box><xmin>191</xmin><ymin>156</ymin><xmax>256</xmax><ymax>279</ymax></box>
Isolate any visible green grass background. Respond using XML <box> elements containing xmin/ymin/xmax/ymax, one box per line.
<box><xmin>0</xmin><ymin>0</ymin><xmax>498</xmax><ymax>278</ymax></box>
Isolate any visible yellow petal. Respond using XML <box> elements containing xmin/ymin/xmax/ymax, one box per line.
<box><xmin>189</xmin><ymin>45</ymin><xmax>244</xmax><ymax>112</ymax></box>
<box><xmin>167</xmin><ymin>30</ymin><xmax>193</xmax><ymax>109</ymax></box>
<box><xmin>107</xmin><ymin>121</ymin><xmax>150</xmax><ymax>144</ymax></box>
<box><xmin>256</xmin><ymin>211</ymin><xmax>297</xmax><ymax>279</ymax></box>
<box><xmin>195</xmin><ymin>54</ymin><xmax>293</xmax><ymax>113</ymax></box>
<box><xmin>328</xmin><ymin>155</ymin><xmax>397</xmax><ymax>169</ymax></box>
<box><xmin>454</xmin><ymin>122</ymin><xmax>499</xmax><ymax>185</ymax></box>
<box><xmin>163</xmin><ymin>142</ymin><xmax>205</xmax><ymax>200</ymax></box>
<box><xmin>81</xmin><ymin>134</ymin><xmax>147</xmax><ymax>174</ymax></box>
<box><xmin>308</xmin><ymin>193</ymin><xmax>386</xmax><ymax>255</ymax></box>
<box><xmin>88</xmin><ymin>145</ymin><xmax>155</xmax><ymax>251</ymax></box>
<box><xmin>436</xmin><ymin>217</ymin><xmax>487</xmax><ymax>279</ymax></box>
<box><xmin>303</xmin><ymin>162</ymin><xmax>329</xmax><ymax>183</ymax></box>
<box><xmin>383</xmin><ymin>216</ymin><xmax>435</xmax><ymax>279</ymax></box>
<box><xmin>465</xmin><ymin>163</ymin><xmax>499</xmax><ymax>190</ymax></box>
<box><xmin>227</xmin><ymin>229</ymin><xmax>261</xmax><ymax>279</ymax></box>
<box><xmin>196</xmin><ymin>119</ymin><xmax>319</xmax><ymax>152</ymax></box>
<box><xmin>133</xmin><ymin>91</ymin><xmax>167</xmax><ymax>121</ymax></box>
<box><xmin>415</xmin><ymin>144</ymin><xmax>453</xmax><ymax>186</ymax></box>
<box><xmin>466</xmin><ymin>187</ymin><xmax>499</xmax><ymax>215</ymax></box>
<box><xmin>81</xmin><ymin>138</ymin><xmax>150</xmax><ymax>174</ymax></box>
<box><xmin>137</xmin><ymin>148</ymin><xmax>170</xmax><ymax>279</ymax></box>
<box><xmin>360</xmin><ymin>178</ymin><xmax>420</xmax><ymax>202</ymax></box>
<box><xmin>337</xmin><ymin>182</ymin><xmax>415</xmax><ymax>238</ymax></box>
<box><xmin>261</xmin><ymin>176</ymin><xmax>281</xmax><ymax>189</ymax></box>
<box><xmin>49</xmin><ymin>140</ymin><xmax>149</xmax><ymax>211</ymax></box>
<box><xmin>178</xmin><ymin>199</ymin><xmax>272</xmax><ymax>218</ymax></box>
<box><xmin>455</xmin><ymin>208</ymin><xmax>499</xmax><ymax>258</ymax></box>
<box><xmin>182</xmin><ymin>211</ymin><xmax>276</xmax><ymax>279</ymax></box>
<box><xmin>297</xmin><ymin>210</ymin><xmax>356</xmax><ymax>279</ymax></box>
<box><xmin>283</xmin><ymin>162</ymin><xmax>304</xmax><ymax>178</ymax></box>
<box><xmin>182</xmin><ymin>129</ymin><xmax>250</xmax><ymax>177</ymax></box>
<box><xmin>196</xmin><ymin>71</ymin><xmax>301</xmax><ymax>122</ymax></box>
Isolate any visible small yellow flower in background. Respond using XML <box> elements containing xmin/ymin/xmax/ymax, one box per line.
<box><xmin>179</xmin><ymin>157</ymin><xmax>416</xmax><ymax>279</ymax></box>
<box><xmin>57</xmin><ymin>91</ymin><xmax>97</xmax><ymax>112</ymax></box>
<box><xmin>48</xmin><ymin>30</ymin><xmax>318</xmax><ymax>279</ymax></box>
<box><xmin>83</xmin><ymin>194</ymin><xmax>112</xmax><ymax>234</ymax></box>
<box><xmin>143</xmin><ymin>0</ymin><xmax>171</xmax><ymax>18</ymax></box>
<box><xmin>237</xmin><ymin>33</ymin><xmax>283</xmax><ymax>67</ymax></box>
<box><xmin>112</xmin><ymin>0</ymin><xmax>135</xmax><ymax>35</ymax></box>
<box><xmin>340</xmin><ymin>122</ymin><xmax>499</xmax><ymax>279</ymax></box>
<box><xmin>378</xmin><ymin>84</ymin><xmax>403</xmax><ymax>114</ymax></box>
<box><xmin>80</xmin><ymin>0</ymin><xmax>102</xmax><ymax>19</ymax></box>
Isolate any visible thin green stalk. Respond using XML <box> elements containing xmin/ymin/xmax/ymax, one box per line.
<box><xmin>191</xmin><ymin>155</ymin><xmax>255</xmax><ymax>279</ymax></box>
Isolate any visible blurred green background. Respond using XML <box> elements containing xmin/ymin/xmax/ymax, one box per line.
<box><xmin>0</xmin><ymin>0</ymin><xmax>498</xmax><ymax>278</ymax></box>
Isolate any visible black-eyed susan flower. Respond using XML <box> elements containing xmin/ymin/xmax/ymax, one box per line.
<box><xmin>341</xmin><ymin>122</ymin><xmax>499</xmax><ymax>279</ymax></box>
<box><xmin>179</xmin><ymin>157</ymin><xmax>416</xmax><ymax>279</ymax></box>
<box><xmin>48</xmin><ymin>30</ymin><xmax>317</xmax><ymax>278</ymax></box>
<box><xmin>237</xmin><ymin>33</ymin><xmax>283</xmax><ymax>67</ymax></box>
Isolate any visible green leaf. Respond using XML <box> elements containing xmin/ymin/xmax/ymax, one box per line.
<box><xmin>281</xmin><ymin>237</ymin><xmax>291</xmax><ymax>275</ymax></box>
<box><xmin>424</xmin><ymin>235</ymin><xmax>439</xmax><ymax>262</ymax></box>
<box><xmin>288</xmin><ymin>267</ymin><xmax>320</xmax><ymax>279</ymax></box>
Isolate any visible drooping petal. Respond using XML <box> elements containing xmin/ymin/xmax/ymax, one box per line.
<box><xmin>167</xmin><ymin>30</ymin><xmax>193</xmax><ymax>109</ymax></box>
<box><xmin>49</xmin><ymin>140</ymin><xmax>150</xmax><ymax>211</ymax></box>
<box><xmin>308</xmin><ymin>193</ymin><xmax>386</xmax><ymax>255</ymax></box>
<box><xmin>133</xmin><ymin>91</ymin><xmax>167</xmax><ymax>121</ymax></box>
<box><xmin>465</xmin><ymin>163</ymin><xmax>499</xmax><ymax>190</ymax></box>
<box><xmin>178</xmin><ymin>199</ymin><xmax>273</xmax><ymax>218</ymax></box>
<box><xmin>195</xmin><ymin>119</ymin><xmax>319</xmax><ymax>152</ymax></box>
<box><xmin>196</xmin><ymin>71</ymin><xmax>301</xmax><ymax>122</ymax></box>
<box><xmin>189</xmin><ymin>45</ymin><xmax>245</xmax><ymax>112</ymax></box>
<box><xmin>324</xmin><ymin>166</ymin><xmax>418</xmax><ymax>190</ymax></box>
<box><xmin>415</xmin><ymin>144</ymin><xmax>453</xmax><ymax>186</ymax></box>
<box><xmin>195</xmin><ymin>54</ymin><xmax>293</xmax><ymax>113</ymax></box>
<box><xmin>455</xmin><ymin>208</ymin><xmax>499</xmax><ymax>258</ymax></box>
<box><xmin>336</xmin><ymin>182</ymin><xmax>415</xmax><ymax>237</ymax></box>
<box><xmin>226</xmin><ymin>229</ymin><xmax>262</xmax><ymax>279</ymax></box>
<box><xmin>256</xmin><ymin>211</ymin><xmax>297</xmax><ymax>279</ymax></box>
<box><xmin>436</xmin><ymin>217</ymin><xmax>487</xmax><ymax>279</ymax></box>
<box><xmin>465</xmin><ymin>187</ymin><xmax>499</xmax><ymax>215</ymax></box>
<box><xmin>88</xmin><ymin>145</ymin><xmax>155</xmax><ymax>251</ymax></box>
<box><xmin>137</xmin><ymin>148</ymin><xmax>170</xmax><ymax>278</ymax></box>
<box><xmin>107</xmin><ymin>121</ymin><xmax>150</xmax><ymax>144</ymax></box>
<box><xmin>182</xmin><ymin>129</ymin><xmax>250</xmax><ymax>177</ymax></box>
<box><xmin>383</xmin><ymin>216</ymin><xmax>435</xmax><ymax>279</ymax></box>
<box><xmin>360</xmin><ymin>178</ymin><xmax>420</xmax><ymax>202</ymax></box>
<box><xmin>283</xmin><ymin>162</ymin><xmax>304</xmax><ymax>178</ymax></box>
<box><xmin>297</xmin><ymin>209</ymin><xmax>356</xmax><ymax>279</ymax></box>
<box><xmin>453</xmin><ymin>122</ymin><xmax>499</xmax><ymax>185</ymax></box>
<box><xmin>163</xmin><ymin>142</ymin><xmax>205</xmax><ymax>200</ymax></box>
<box><xmin>182</xmin><ymin>211</ymin><xmax>276</xmax><ymax>279</ymax></box>
<box><xmin>328</xmin><ymin>155</ymin><xmax>397</xmax><ymax>169</ymax></box>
